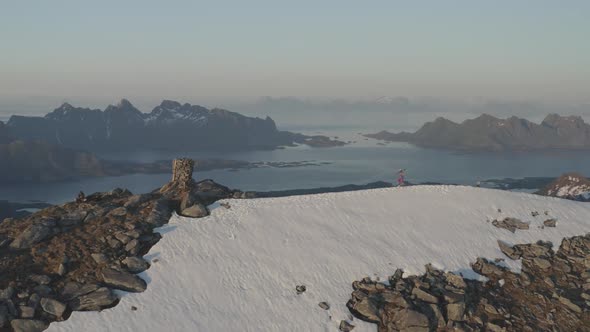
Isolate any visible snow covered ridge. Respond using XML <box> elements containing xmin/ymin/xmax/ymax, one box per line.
<box><xmin>51</xmin><ymin>186</ymin><xmax>590</xmax><ymax>332</ymax></box>
<box><xmin>537</xmin><ymin>172</ymin><xmax>590</xmax><ymax>201</ymax></box>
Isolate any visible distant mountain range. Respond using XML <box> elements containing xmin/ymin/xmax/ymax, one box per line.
<box><xmin>0</xmin><ymin>99</ymin><xmax>346</xmax><ymax>183</ymax></box>
<box><xmin>5</xmin><ymin>99</ymin><xmax>344</xmax><ymax>152</ymax></box>
<box><xmin>365</xmin><ymin>114</ymin><xmax>590</xmax><ymax>152</ymax></box>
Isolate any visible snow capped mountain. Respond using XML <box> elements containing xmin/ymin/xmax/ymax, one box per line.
<box><xmin>537</xmin><ymin>173</ymin><xmax>590</xmax><ymax>201</ymax></box>
<box><xmin>50</xmin><ymin>186</ymin><xmax>590</xmax><ymax>332</ymax></box>
<box><xmin>144</xmin><ymin>100</ymin><xmax>210</xmax><ymax>126</ymax></box>
<box><xmin>6</xmin><ymin>99</ymin><xmax>305</xmax><ymax>151</ymax></box>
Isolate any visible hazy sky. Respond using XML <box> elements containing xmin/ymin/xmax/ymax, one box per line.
<box><xmin>1</xmin><ymin>1</ymin><xmax>589</xmax><ymax>103</ymax></box>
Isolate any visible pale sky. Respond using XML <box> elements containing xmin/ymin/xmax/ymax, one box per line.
<box><xmin>1</xmin><ymin>1</ymin><xmax>589</xmax><ymax>103</ymax></box>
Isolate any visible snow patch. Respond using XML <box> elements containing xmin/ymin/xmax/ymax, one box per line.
<box><xmin>50</xmin><ymin>186</ymin><xmax>590</xmax><ymax>332</ymax></box>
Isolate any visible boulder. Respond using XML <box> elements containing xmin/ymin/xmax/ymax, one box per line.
<box><xmin>61</xmin><ymin>283</ymin><xmax>100</xmax><ymax>301</ymax></box>
<box><xmin>91</xmin><ymin>253</ymin><xmax>109</xmax><ymax>265</ymax></box>
<box><xmin>446</xmin><ymin>302</ymin><xmax>466</xmax><ymax>321</ymax></box>
<box><xmin>124</xmin><ymin>194</ymin><xmax>153</xmax><ymax>209</ymax></box>
<box><xmin>122</xmin><ymin>257</ymin><xmax>150</xmax><ymax>274</ymax></box>
<box><xmin>40</xmin><ymin>298</ymin><xmax>66</xmax><ymax>318</ymax></box>
<box><xmin>10</xmin><ymin>319</ymin><xmax>48</xmax><ymax>332</ymax></box>
<box><xmin>543</xmin><ymin>219</ymin><xmax>557</xmax><ymax>227</ymax></box>
<box><xmin>146</xmin><ymin>199</ymin><xmax>174</xmax><ymax>227</ymax></box>
<box><xmin>29</xmin><ymin>275</ymin><xmax>51</xmax><ymax>285</ymax></box>
<box><xmin>101</xmin><ymin>268</ymin><xmax>147</xmax><ymax>292</ymax></box>
<box><xmin>180</xmin><ymin>203</ymin><xmax>209</xmax><ymax>218</ymax></box>
<box><xmin>70</xmin><ymin>287</ymin><xmax>118</xmax><ymax>311</ymax></box>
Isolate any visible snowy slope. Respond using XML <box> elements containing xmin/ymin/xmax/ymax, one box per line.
<box><xmin>50</xmin><ymin>186</ymin><xmax>590</xmax><ymax>332</ymax></box>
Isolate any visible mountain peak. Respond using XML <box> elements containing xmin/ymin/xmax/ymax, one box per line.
<box><xmin>542</xmin><ymin>114</ymin><xmax>585</xmax><ymax>127</ymax></box>
<box><xmin>117</xmin><ymin>98</ymin><xmax>134</xmax><ymax>109</ymax></box>
<box><xmin>57</xmin><ymin>102</ymin><xmax>75</xmax><ymax>111</ymax></box>
<box><xmin>159</xmin><ymin>100</ymin><xmax>182</xmax><ymax>109</ymax></box>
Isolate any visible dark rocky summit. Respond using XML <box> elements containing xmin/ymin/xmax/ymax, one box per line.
<box><xmin>536</xmin><ymin>172</ymin><xmax>590</xmax><ymax>201</ymax></box>
<box><xmin>6</xmin><ymin>99</ymin><xmax>345</xmax><ymax>152</ymax></box>
<box><xmin>346</xmin><ymin>234</ymin><xmax>590</xmax><ymax>331</ymax></box>
<box><xmin>365</xmin><ymin>114</ymin><xmax>590</xmax><ymax>152</ymax></box>
<box><xmin>0</xmin><ymin>159</ymin><xmax>252</xmax><ymax>331</ymax></box>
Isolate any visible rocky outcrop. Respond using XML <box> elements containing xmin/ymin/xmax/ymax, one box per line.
<box><xmin>347</xmin><ymin>234</ymin><xmax>590</xmax><ymax>331</ymax></box>
<box><xmin>0</xmin><ymin>159</ymin><xmax>246</xmax><ymax>331</ymax></box>
<box><xmin>536</xmin><ymin>172</ymin><xmax>590</xmax><ymax>201</ymax></box>
<box><xmin>366</xmin><ymin>114</ymin><xmax>590</xmax><ymax>152</ymax></box>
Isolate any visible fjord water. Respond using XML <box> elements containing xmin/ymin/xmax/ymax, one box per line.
<box><xmin>2</xmin><ymin>131</ymin><xmax>590</xmax><ymax>204</ymax></box>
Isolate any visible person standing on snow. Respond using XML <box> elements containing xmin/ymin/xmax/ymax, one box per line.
<box><xmin>397</xmin><ymin>169</ymin><xmax>406</xmax><ymax>187</ymax></box>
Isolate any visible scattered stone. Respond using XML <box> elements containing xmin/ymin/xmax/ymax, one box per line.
<box><xmin>10</xmin><ymin>319</ymin><xmax>49</xmax><ymax>332</ymax></box>
<box><xmin>220</xmin><ymin>202</ymin><xmax>231</xmax><ymax>209</ymax></box>
<box><xmin>318</xmin><ymin>302</ymin><xmax>330</xmax><ymax>310</ymax></box>
<box><xmin>531</xmin><ymin>211</ymin><xmax>539</xmax><ymax>217</ymax></box>
<box><xmin>101</xmin><ymin>268</ymin><xmax>147</xmax><ymax>293</ymax></box>
<box><xmin>339</xmin><ymin>320</ymin><xmax>355</xmax><ymax>332</ymax></box>
<box><xmin>491</xmin><ymin>217</ymin><xmax>529</xmax><ymax>233</ymax></box>
<box><xmin>122</xmin><ymin>257</ymin><xmax>150</xmax><ymax>273</ymax></box>
<box><xmin>543</xmin><ymin>219</ymin><xmax>557</xmax><ymax>227</ymax></box>
<box><xmin>125</xmin><ymin>239</ymin><xmax>140</xmax><ymax>255</ymax></box>
<box><xmin>40</xmin><ymin>298</ymin><xmax>67</xmax><ymax>318</ymax></box>
<box><xmin>296</xmin><ymin>285</ymin><xmax>306</xmax><ymax>295</ymax></box>
<box><xmin>131</xmin><ymin>306</ymin><xmax>138</xmax><ymax>311</ymax></box>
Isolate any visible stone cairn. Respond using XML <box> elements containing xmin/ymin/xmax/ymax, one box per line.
<box><xmin>171</xmin><ymin>158</ymin><xmax>195</xmax><ymax>189</ymax></box>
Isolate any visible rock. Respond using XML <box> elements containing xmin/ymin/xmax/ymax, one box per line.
<box><xmin>532</xmin><ymin>258</ymin><xmax>551</xmax><ymax>270</ymax></box>
<box><xmin>19</xmin><ymin>306</ymin><xmax>35</xmax><ymax>319</ymax></box>
<box><xmin>318</xmin><ymin>302</ymin><xmax>330</xmax><ymax>310</ymax></box>
<box><xmin>446</xmin><ymin>302</ymin><xmax>466</xmax><ymax>321</ymax></box>
<box><xmin>9</xmin><ymin>219</ymin><xmax>56</xmax><ymax>249</ymax></box>
<box><xmin>498</xmin><ymin>240</ymin><xmax>520</xmax><ymax>260</ymax></box>
<box><xmin>56</xmin><ymin>263</ymin><xmax>66</xmax><ymax>276</ymax></box>
<box><xmin>70</xmin><ymin>287</ymin><xmax>118</xmax><ymax>311</ymax></box>
<box><xmin>27</xmin><ymin>294</ymin><xmax>40</xmax><ymax>309</ymax></box>
<box><xmin>91</xmin><ymin>253</ymin><xmax>109</xmax><ymax>264</ymax></box>
<box><xmin>491</xmin><ymin>217</ymin><xmax>529</xmax><ymax>233</ymax></box>
<box><xmin>57</xmin><ymin>210</ymin><xmax>88</xmax><ymax>227</ymax></box>
<box><xmin>125</xmin><ymin>239</ymin><xmax>140</xmax><ymax>255</ymax></box>
<box><xmin>543</xmin><ymin>219</ymin><xmax>557</xmax><ymax>227</ymax></box>
<box><xmin>347</xmin><ymin>292</ymin><xmax>380</xmax><ymax>323</ymax></box>
<box><xmin>0</xmin><ymin>286</ymin><xmax>15</xmax><ymax>300</ymax></box>
<box><xmin>40</xmin><ymin>298</ymin><xmax>66</xmax><ymax>318</ymax></box>
<box><xmin>146</xmin><ymin>199</ymin><xmax>174</xmax><ymax>227</ymax></box>
<box><xmin>61</xmin><ymin>283</ymin><xmax>99</xmax><ymax>301</ymax></box>
<box><xmin>412</xmin><ymin>287</ymin><xmax>438</xmax><ymax>303</ymax></box>
<box><xmin>180</xmin><ymin>203</ymin><xmax>209</xmax><ymax>218</ymax></box>
<box><xmin>445</xmin><ymin>273</ymin><xmax>467</xmax><ymax>289</ymax></box>
<box><xmin>29</xmin><ymin>275</ymin><xmax>51</xmax><ymax>285</ymax></box>
<box><xmin>395</xmin><ymin>309</ymin><xmax>429</xmax><ymax>328</ymax></box>
<box><xmin>296</xmin><ymin>285</ymin><xmax>306</xmax><ymax>294</ymax></box>
<box><xmin>32</xmin><ymin>285</ymin><xmax>52</xmax><ymax>297</ymax></box>
<box><xmin>558</xmin><ymin>296</ymin><xmax>582</xmax><ymax>313</ymax></box>
<box><xmin>114</xmin><ymin>233</ymin><xmax>132</xmax><ymax>244</ymax></box>
<box><xmin>101</xmin><ymin>268</ymin><xmax>147</xmax><ymax>292</ymax></box>
<box><xmin>108</xmin><ymin>207</ymin><xmax>127</xmax><ymax>217</ymax></box>
<box><xmin>339</xmin><ymin>320</ymin><xmax>355</xmax><ymax>332</ymax></box>
<box><xmin>122</xmin><ymin>257</ymin><xmax>150</xmax><ymax>273</ymax></box>
<box><xmin>10</xmin><ymin>319</ymin><xmax>48</xmax><ymax>332</ymax></box>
